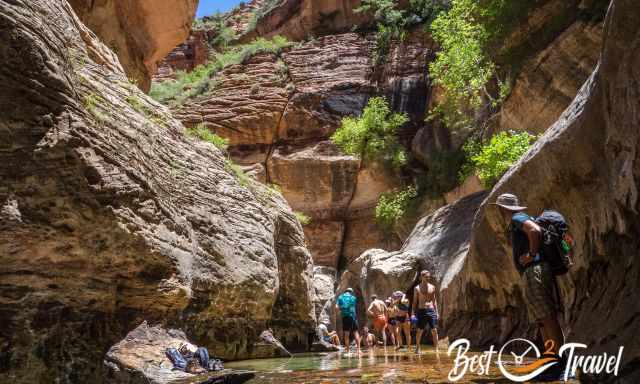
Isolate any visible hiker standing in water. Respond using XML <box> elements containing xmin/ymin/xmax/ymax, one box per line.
<box><xmin>412</xmin><ymin>270</ymin><xmax>439</xmax><ymax>354</ymax></box>
<box><xmin>392</xmin><ymin>291</ymin><xmax>412</xmax><ymax>350</ymax></box>
<box><xmin>367</xmin><ymin>294</ymin><xmax>389</xmax><ymax>347</ymax></box>
<box><xmin>335</xmin><ymin>287</ymin><xmax>361</xmax><ymax>355</ymax></box>
<box><xmin>493</xmin><ymin>193</ymin><xmax>567</xmax><ymax>380</ymax></box>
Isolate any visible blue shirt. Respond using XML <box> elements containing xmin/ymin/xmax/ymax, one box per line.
<box><xmin>336</xmin><ymin>292</ymin><xmax>357</xmax><ymax>318</ymax></box>
<box><xmin>510</xmin><ymin>212</ymin><xmax>534</xmax><ymax>274</ymax></box>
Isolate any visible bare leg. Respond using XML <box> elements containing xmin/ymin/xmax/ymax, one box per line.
<box><xmin>343</xmin><ymin>331</ymin><xmax>350</xmax><ymax>352</ymax></box>
<box><xmin>431</xmin><ymin>328</ymin><xmax>439</xmax><ymax>350</ymax></box>
<box><xmin>403</xmin><ymin>322</ymin><xmax>411</xmax><ymax>348</ymax></box>
<box><xmin>415</xmin><ymin>328</ymin><xmax>424</xmax><ymax>353</ymax></box>
<box><xmin>354</xmin><ymin>331</ymin><xmax>361</xmax><ymax>354</ymax></box>
<box><xmin>382</xmin><ymin>325</ymin><xmax>387</xmax><ymax>347</ymax></box>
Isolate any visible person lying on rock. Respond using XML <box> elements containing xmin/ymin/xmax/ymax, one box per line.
<box><xmin>335</xmin><ymin>287</ymin><xmax>361</xmax><ymax>355</ymax></box>
<box><xmin>362</xmin><ymin>326</ymin><xmax>377</xmax><ymax>349</ymax></box>
<box><xmin>165</xmin><ymin>342</ymin><xmax>223</xmax><ymax>373</ymax></box>
<box><xmin>317</xmin><ymin>320</ymin><xmax>340</xmax><ymax>347</ymax></box>
<box><xmin>412</xmin><ymin>270</ymin><xmax>439</xmax><ymax>354</ymax></box>
<box><xmin>367</xmin><ymin>294</ymin><xmax>389</xmax><ymax>347</ymax></box>
<box><xmin>392</xmin><ymin>291</ymin><xmax>412</xmax><ymax>350</ymax></box>
<box><xmin>493</xmin><ymin>193</ymin><xmax>566</xmax><ymax>380</ymax></box>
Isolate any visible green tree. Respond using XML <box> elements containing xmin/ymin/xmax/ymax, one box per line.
<box><xmin>375</xmin><ymin>186</ymin><xmax>418</xmax><ymax>228</ymax></box>
<box><xmin>331</xmin><ymin>97</ymin><xmax>409</xmax><ymax>168</ymax></box>
<box><xmin>461</xmin><ymin>130</ymin><xmax>535</xmax><ymax>187</ymax></box>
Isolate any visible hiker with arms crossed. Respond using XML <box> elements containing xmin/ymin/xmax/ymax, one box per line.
<box><xmin>493</xmin><ymin>193</ymin><xmax>571</xmax><ymax>381</ymax></box>
<box><xmin>412</xmin><ymin>270</ymin><xmax>439</xmax><ymax>354</ymax></box>
<box><xmin>335</xmin><ymin>287</ymin><xmax>361</xmax><ymax>355</ymax></box>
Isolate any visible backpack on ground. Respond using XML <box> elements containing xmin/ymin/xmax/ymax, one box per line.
<box><xmin>535</xmin><ymin>210</ymin><xmax>575</xmax><ymax>275</ymax></box>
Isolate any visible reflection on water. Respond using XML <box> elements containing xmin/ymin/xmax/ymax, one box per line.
<box><xmin>225</xmin><ymin>347</ymin><xmax>508</xmax><ymax>383</ymax></box>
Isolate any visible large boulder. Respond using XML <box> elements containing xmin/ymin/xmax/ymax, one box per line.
<box><xmin>443</xmin><ymin>1</ymin><xmax>640</xmax><ymax>380</ymax></box>
<box><xmin>104</xmin><ymin>322</ymin><xmax>255</xmax><ymax>384</ymax></box>
<box><xmin>0</xmin><ymin>1</ymin><xmax>314</xmax><ymax>382</ymax></box>
<box><xmin>338</xmin><ymin>192</ymin><xmax>488</xmax><ymax>320</ymax></box>
<box><xmin>68</xmin><ymin>0</ymin><xmax>198</xmax><ymax>91</ymax></box>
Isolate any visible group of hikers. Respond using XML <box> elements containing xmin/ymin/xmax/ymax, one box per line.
<box><xmin>316</xmin><ymin>193</ymin><xmax>574</xmax><ymax>381</ymax></box>
<box><xmin>319</xmin><ymin>269</ymin><xmax>439</xmax><ymax>356</ymax></box>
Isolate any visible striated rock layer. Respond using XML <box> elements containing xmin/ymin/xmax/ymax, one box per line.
<box><xmin>68</xmin><ymin>0</ymin><xmax>198</xmax><ymax>91</ymax></box>
<box><xmin>174</xmin><ymin>30</ymin><xmax>438</xmax><ymax>270</ymax></box>
<box><xmin>443</xmin><ymin>0</ymin><xmax>640</xmax><ymax>380</ymax></box>
<box><xmin>0</xmin><ymin>1</ymin><xmax>315</xmax><ymax>382</ymax></box>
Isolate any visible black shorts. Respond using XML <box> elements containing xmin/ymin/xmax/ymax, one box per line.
<box><xmin>395</xmin><ymin>315</ymin><xmax>407</xmax><ymax>324</ymax></box>
<box><xmin>342</xmin><ymin>316</ymin><xmax>358</xmax><ymax>332</ymax></box>
<box><xmin>388</xmin><ymin>318</ymin><xmax>397</xmax><ymax>326</ymax></box>
<box><xmin>416</xmin><ymin>308</ymin><xmax>437</xmax><ymax>330</ymax></box>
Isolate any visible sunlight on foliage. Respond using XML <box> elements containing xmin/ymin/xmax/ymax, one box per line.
<box><xmin>150</xmin><ymin>36</ymin><xmax>292</xmax><ymax>105</ymax></box>
<box><xmin>460</xmin><ymin>130</ymin><xmax>535</xmax><ymax>187</ymax></box>
<box><xmin>187</xmin><ymin>124</ymin><xmax>229</xmax><ymax>150</ymax></box>
<box><xmin>331</xmin><ymin>97</ymin><xmax>409</xmax><ymax>168</ymax></box>
<box><xmin>375</xmin><ymin>186</ymin><xmax>418</xmax><ymax>228</ymax></box>
<box><xmin>294</xmin><ymin>211</ymin><xmax>312</xmax><ymax>225</ymax></box>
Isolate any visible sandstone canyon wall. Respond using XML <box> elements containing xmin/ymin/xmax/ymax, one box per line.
<box><xmin>441</xmin><ymin>1</ymin><xmax>640</xmax><ymax>381</ymax></box>
<box><xmin>68</xmin><ymin>0</ymin><xmax>199</xmax><ymax>91</ymax></box>
<box><xmin>0</xmin><ymin>1</ymin><xmax>315</xmax><ymax>382</ymax></box>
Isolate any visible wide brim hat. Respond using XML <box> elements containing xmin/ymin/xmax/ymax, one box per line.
<box><xmin>490</xmin><ymin>193</ymin><xmax>527</xmax><ymax>211</ymax></box>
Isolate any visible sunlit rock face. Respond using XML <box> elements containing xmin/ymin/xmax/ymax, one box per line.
<box><xmin>443</xmin><ymin>1</ymin><xmax>640</xmax><ymax>381</ymax></box>
<box><xmin>0</xmin><ymin>0</ymin><xmax>315</xmax><ymax>381</ymax></box>
<box><xmin>240</xmin><ymin>0</ymin><xmax>372</xmax><ymax>42</ymax></box>
<box><xmin>68</xmin><ymin>0</ymin><xmax>198</xmax><ymax>91</ymax></box>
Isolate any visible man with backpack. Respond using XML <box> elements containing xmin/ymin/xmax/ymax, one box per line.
<box><xmin>493</xmin><ymin>193</ymin><xmax>573</xmax><ymax>380</ymax></box>
<box><xmin>335</xmin><ymin>287</ymin><xmax>361</xmax><ymax>355</ymax></box>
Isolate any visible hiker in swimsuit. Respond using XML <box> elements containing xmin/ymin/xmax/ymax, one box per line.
<box><xmin>412</xmin><ymin>270</ymin><xmax>439</xmax><ymax>353</ymax></box>
<box><xmin>392</xmin><ymin>290</ymin><xmax>412</xmax><ymax>349</ymax></box>
<box><xmin>384</xmin><ymin>299</ymin><xmax>398</xmax><ymax>348</ymax></box>
<box><xmin>367</xmin><ymin>294</ymin><xmax>389</xmax><ymax>347</ymax></box>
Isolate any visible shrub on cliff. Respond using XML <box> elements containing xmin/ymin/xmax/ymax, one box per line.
<box><xmin>331</xmin><ymin>97</ymin><xmax>409</xmax><ymax>168</ymax></box>
<box><xmin>459</xmin><ymin>130</ymin><xmax>535</xmax><ymax>187</ymax></box>
<box><xmin>150</xmin><ymin>36</ymin><xmax>292</xmax><ymax>105</ymax></box>
<box><xmin>375</xmin><ymin>186</ymin><xmax>418</xmax><ymax>228</ymax></box>
<box><xmin>429</xmin><ymin>0</ymin><xmax>536</xmax><ymax>130</ymax></box>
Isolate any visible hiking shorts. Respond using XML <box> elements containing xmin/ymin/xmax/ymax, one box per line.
<box><xmin>342</xmin><ymin>315</ymin><xmax>358</xmax><ymax>332</ymax></box>
<box><xmin>523</xmin><ymin>261</ymin><xmax>557</xmax><ymax>322</ymax></box>
<box><xmin>416</xmin><ymin>308</ymin><xmax>438</xmax><ymax>330</ymax></box>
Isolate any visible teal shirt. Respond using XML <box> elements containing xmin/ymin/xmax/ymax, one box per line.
<box><xmin>336</xmin><ymin>292</ymin><xmax>357</xmax><ymax>318</ymax></box>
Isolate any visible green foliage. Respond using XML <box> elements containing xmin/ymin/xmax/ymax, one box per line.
<box><xmin>375</xmin><ymin>186</ymin><xmax>418</xmax><ymax>228</ymax></box>
<box><xmin>187</xmin><ymin>124</ymin><xmax>229</xmax><ymax>150</ymax></box>
<box><xmin>428</xmin><ymin>0</ymin><xmax>536</xmax><ymax>130</ymax></box>
<box><xmin>357</xmin><ymin>0</ymin><xmax>448</xmax><ymax>64</ymax></box>
<box><xmin>460</xmin><ymin>130</ymin><xmax>535</xmax><ymax>187</ymax></box>
<box><xmin>294</xmin><ymin>212</ymin><xmax>312</xmax><ymax>225</ymax></box>
<box><xmin>150</xmin><ymin>36</ymin><xmax>292</xmax><ymax>105</ymax></box>
<box><xmin>193</xmin><ymin>12</ymin><xmax>238</xmax><ymax>49</ymax></box>
<box><xmin>224</xmin><ymin>159</ymin><xmax>251</xmax><ymax>187</ymax></box>
<box><xmin>83</xmin><ymin>93</ymin><xmax>107</xmax><ymax>122</ymax></box>
<box><xmin>331</xmin><ymin>97</ymin><xmax>409</xmax><ymax>168</ymax></box>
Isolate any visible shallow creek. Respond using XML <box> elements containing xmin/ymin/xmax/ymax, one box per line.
<box><xmin>225</xmin><ymin>347</ymin><xmax>519</xmax><ymax>383</ymax></box>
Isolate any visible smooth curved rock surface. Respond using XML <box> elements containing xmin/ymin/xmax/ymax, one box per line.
<box><xmin>0</xmin><ymin>1</ymin><xmax>314</xmax><ymax>381</ymax></box>
<box><xmin>69</xmin><ymin>0</ymin><xmax>198</xmax><ymax>91</ymax></box>
<box><xmin>443</xmin><ymin>1</ymin><xmax>640</xmax><ymax>380</ymax></box>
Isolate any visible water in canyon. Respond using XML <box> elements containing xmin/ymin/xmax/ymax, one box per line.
<box><xmin>225</xmin><ymin>347</ymin><xmax>518</xmax><ymax>383</ymax></box>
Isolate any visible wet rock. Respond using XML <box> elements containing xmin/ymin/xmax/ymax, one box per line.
<box><xmin>68</xmin><ymin>0</ymin><xmax>198</xmax><ymax>91</ymax></box>
<box><xmin>443</xmin><ymin>1</ymin><xmax>640</xmax><ymax>379</ymax></box>
<box><xmin>0</xmin><ymin>1</ymin><xmax>314</xmax><ymax>381</ymax></box>
<box><xmin>312</xmin><ymin>266</ymin><xmax>337</xmax><ymax>325</ymax></box>
<box><xmin>104</xmin><ymin>322</ymin><xmax>255</xmax><ymax>384</ymax></box>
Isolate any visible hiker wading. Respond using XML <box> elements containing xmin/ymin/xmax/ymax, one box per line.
<box><xmin>493</xmin><ymin>193</ymin><xmax>567</xmax><ymax>380</ymax></box>
<box><xmin>412</xmin><ymin>270</ymin><xmax>439</xmax><ymax>353</ymax></box>
<box><xmin>335</xmin><ymin>287</ymin><xmax>361</xmax><ymax>354</ymax></box>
